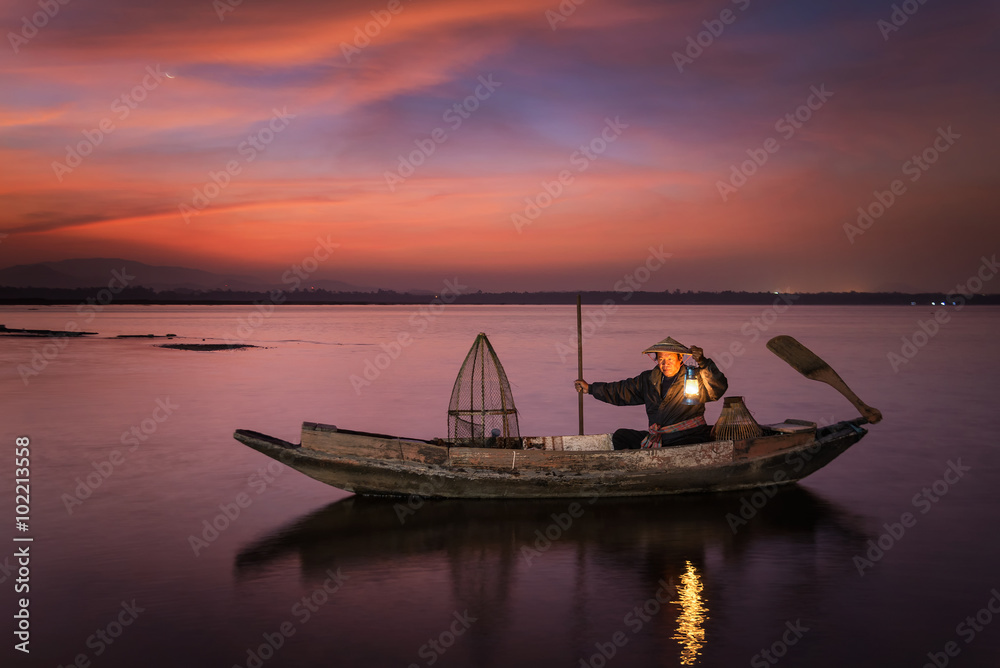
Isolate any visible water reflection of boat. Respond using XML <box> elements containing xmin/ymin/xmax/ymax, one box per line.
<box><xmin>236</xmin><ymin>487</ymin><xmax>867</xmax><ymax>578</ymax></box>
<box><xmin>236</xmin><ymin>489</ymin><xmax>870</xmax><ymax>666</ymax></box>
<box><xmin>232</xmin><ymin>418</ymin><xmax>869</xmax><ymax>498</ymax></box>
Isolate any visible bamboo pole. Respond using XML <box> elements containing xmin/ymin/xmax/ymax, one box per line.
<box><xmin>577</xmin><ymin>294</ymin><xmax>584</xmax><ymax>436</ymax></box>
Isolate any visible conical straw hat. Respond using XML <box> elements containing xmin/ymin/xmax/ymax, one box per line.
<box><xmin>641</xmin><ymin>336</ymin><xmax>691</xmax><ymax>355</ymax></box>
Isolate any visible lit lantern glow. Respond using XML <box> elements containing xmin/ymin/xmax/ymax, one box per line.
<box><xmin>682</xmin><ymin>365</ymin><xmax>700</xmax><ymax>405</ymax></box>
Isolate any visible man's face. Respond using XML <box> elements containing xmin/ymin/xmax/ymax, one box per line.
<box><xmin>656</xmin><ymin>352</ymin><xmax>684</xmax><ymax>377</ymax></box>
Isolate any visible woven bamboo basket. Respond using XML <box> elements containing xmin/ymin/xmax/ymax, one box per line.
<box><xmin>711</xmin><ymin>396</ymin><xmax>764</xmax><ymax>441</ymax></box>
<box><xmin>447</xmin><ymin>332</ymin><xmax>520</xmax><ymax>448</ymax></box>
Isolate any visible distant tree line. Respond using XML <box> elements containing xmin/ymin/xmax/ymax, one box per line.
<box><xmin>0</xmin><ymin>285</ymin><xmax>997</xmax><ymax>305</ymax></box>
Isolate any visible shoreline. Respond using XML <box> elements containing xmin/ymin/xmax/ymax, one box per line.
<box><xmin>1</xmin><ymin>291</ymin><xmax>997</xmax><ymax>307</ymax></box>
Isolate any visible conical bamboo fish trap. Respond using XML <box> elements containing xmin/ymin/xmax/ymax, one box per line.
<box><xmin>712</xmin><ymin>396</ymin><xmax>764</xmax><ymax>441</ymax></box>
<box><xmin>447</xmin><ymin>333</ymin><xmax>520</xmax><ymax>448</ymax></box>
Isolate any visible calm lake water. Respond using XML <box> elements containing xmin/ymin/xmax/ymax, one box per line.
<box><xmin>2</xmin><ymin>304</ymin><xmax>999</xmax><ymax>668</ymax></box>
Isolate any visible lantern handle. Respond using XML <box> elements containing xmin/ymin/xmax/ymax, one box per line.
<box><xmin>766</xmin><ymin>335</ymin><xmax>882</xmax><ymax>424</ymax></box>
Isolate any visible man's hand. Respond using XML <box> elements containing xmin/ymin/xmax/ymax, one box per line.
<box><xmin>689</xmin><ymin>346</ymin><xmax>705</xmax><ymax>365</ymax></box>
<box><xmin>574</xmin><ymin>379</ymin><xmax>589</xmax><ymax>394</ymax></box>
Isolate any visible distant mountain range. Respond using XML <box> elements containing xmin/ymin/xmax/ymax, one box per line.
<box><xmin>0</xmin><ymin>258</ymin><xmax>374</xmax><ymax>293</ymax></box>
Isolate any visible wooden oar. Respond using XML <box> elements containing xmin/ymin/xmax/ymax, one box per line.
<box><xmin>766</xmin><ymin>335</ymin><xmax>883</xmax><ymax>424</ymax></box>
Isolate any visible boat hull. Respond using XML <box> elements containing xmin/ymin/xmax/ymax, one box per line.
<box><xmin>233</xmin><ymin>420</ymin><xmax>868</xmax><ymax>499</ymax></box>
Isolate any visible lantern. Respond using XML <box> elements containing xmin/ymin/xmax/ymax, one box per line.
<box><xmin>682</xmin><ymin>365</ymin><xmax>701</xmax><ymax>405</ymax></box>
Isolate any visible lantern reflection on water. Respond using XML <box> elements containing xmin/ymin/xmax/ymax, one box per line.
<box><xmin>673</xmin><ymin>560</ymin><xmax>708</xmax><ymax>665</ymax></box>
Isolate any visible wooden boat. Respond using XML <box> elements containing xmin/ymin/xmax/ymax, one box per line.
<box><xmin>232</xmin><ymin>417</ymin><xmax>870</xmax><ymax>498</ymax></box>
<box><xmin>234</xmin><ymin>336</ymin><xmax>881</xmax><ymax>498</ymax></box>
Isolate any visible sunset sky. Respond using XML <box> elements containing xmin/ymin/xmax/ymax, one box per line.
<box><xmin>1</xmin><ymin>0</ymin><xmax>997</xmax><ymax>292</ymax></box>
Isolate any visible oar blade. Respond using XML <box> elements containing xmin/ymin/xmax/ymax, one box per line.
<box><xmin>766</xmin><ymin>335</ymin><xmax>883</xmax><ymax>424</ymax></box>
<box><xmin>766</xmin><ymin>335</ymin><xmax>827</xmax><ymax>379</ymax></box>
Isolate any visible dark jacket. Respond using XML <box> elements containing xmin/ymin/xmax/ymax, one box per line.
<box><xmin>589</xmin><ymin>358</ymin><xmax>728</xmax><ymax>427</ymax></box>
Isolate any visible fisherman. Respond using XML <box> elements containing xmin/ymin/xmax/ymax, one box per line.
<box><xmin>573</xmin><ymin>337</ymin><xmax>728</xmax><ymax>449</ymax></box>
